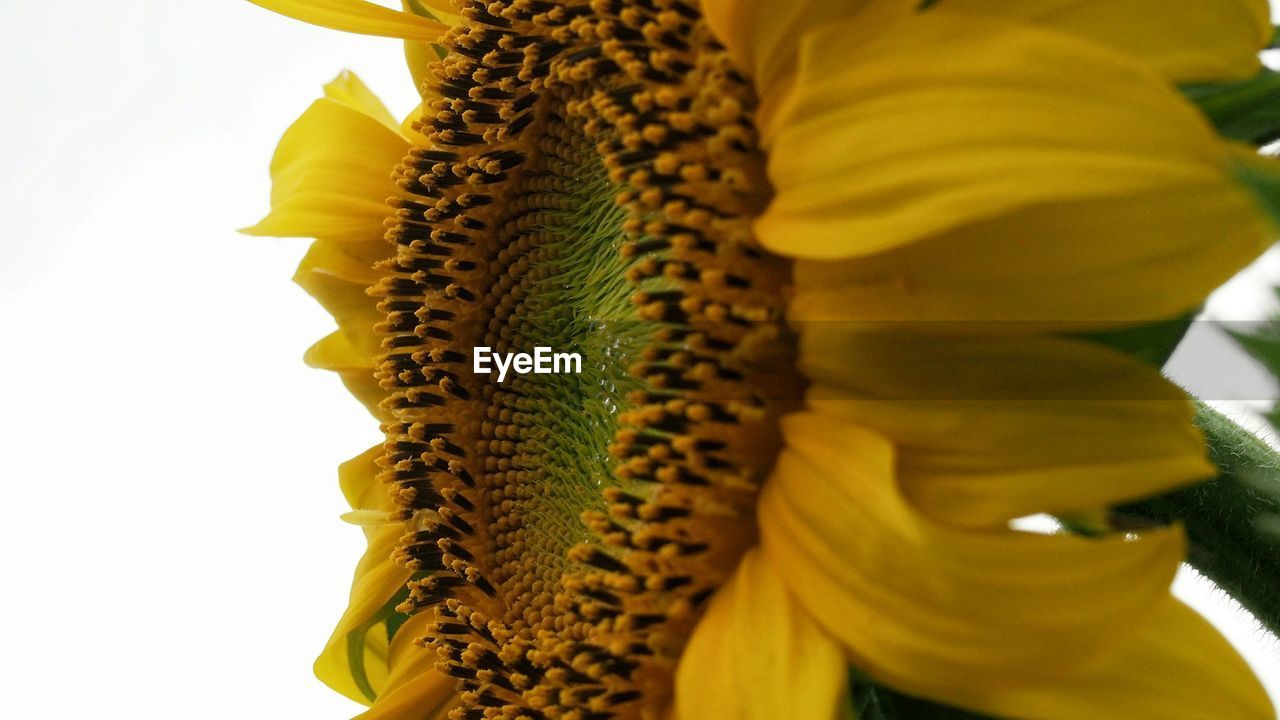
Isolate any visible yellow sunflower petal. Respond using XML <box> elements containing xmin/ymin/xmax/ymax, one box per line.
<box><xmin>800</xmin><ymin>330</ymin><xmax>1213</xmax><ymax>527</ymax></box>
<box><xmin>403</xmin><ymin>42</ymin><xmax>437</xmax><ymax>92</ymax></box>
<box><xmin>243</xmin><ymin>92</ymin><xmax>408</xmax><ymax>242</ymax></box>
<box><xmin>401</xmin><ymin>101</ymin><xmax>433</xmax><ymax>145</ymax></box>
<box><xmin>316</xmin><ymin>447</ymin><xmax>413</xmax><ymax>705</ymax></box>
<box><xmin>401</xmin><ymin>0</ymin><xmax>461</xmax><ymax>26</ymax></box>
<box><xmin>943</xmin><ymin>599</ymin><xmax>1274</xmax><ymax>719</ymax></box>
<box><xmin>306</xmin><ymin>331</ymin><xmax>375</xmax><ymax>373</ymax></box>
<box><xmin>702</xmin><ymin>0</ymin><xmax>1268</xmax><ymax>92</ymax></box>
<box><xmin>787</xmin><ymin>182</ymin><xmax>1269</xmax><ymax>328</ymax></box>
<box><xmin>323</xmin><ymin>70</ymin><xmax>400</xmax><ymax>131</ymax></box>
<box><xmin>293</xmin><ymin>240</ymin><xmax>385</xmax><ymax>359</ymax></box>
<box><xmin>400</xmin><ymin>1</ymin><xmax>457</xmax><ymax>91</ymax></box>
<box><xmin>676</xmin><ymin>547</ymin><xmax>847</xmax><ymax>720</ymax></box>
<box><xmin>755</xmin><ymin>11</ymin><xmax>1256</xmax><ymax>261</ymax></box>
<box><xmin>356</xmin><ymin>613</ymin><xmax>459</xmax><ymax>720</ymax></box>
<box><xmin>700</xmin><ymin>0</ymin><xmax>899</xmax><ymax>114</ymax></box>
<box><xmin>759</xmin><ymin>412</ymin><xmax>1185</xmax><ymax>692</ymax></box>
<box><xmin>305</xmin><ymin>331</ymin><xmax>389</xmax><ymax>420</ymax></box>
<box><xmin>246</xmin><ymin>0</ymin><xmax>447</xmax><ymax>41</ymax></box>
<box><xmin>944</xmin><ymin>0</ymin><xmax>1271</xmax><ymax>83</ymax></box>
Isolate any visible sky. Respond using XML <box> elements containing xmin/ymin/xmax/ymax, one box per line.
<box><xmin>0</xmin><ymin>1</ymin><xmax>1276</xmax><ymax>717</ymax></box>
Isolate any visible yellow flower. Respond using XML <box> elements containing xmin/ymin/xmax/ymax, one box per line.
<box><xmin>243</xmin><ymin>1</ymin><xmax>1277</xmax><ymax>718</ymax></box>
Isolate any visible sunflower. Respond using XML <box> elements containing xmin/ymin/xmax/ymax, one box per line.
<box><xmin>243</xmin><ymin>0</ymin><xmax>1278</xmax><ymax>718</ymax></box>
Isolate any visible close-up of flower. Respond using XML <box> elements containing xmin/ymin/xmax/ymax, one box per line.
<box><xmin>238</xmin><ymin>1</ymin><xmax>1280</xmax><ymax>719</ymax></box>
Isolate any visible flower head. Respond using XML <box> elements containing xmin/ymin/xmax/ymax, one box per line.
<box><xmin>245</xmin><ymin>1</ymin><xmax>1278</xmax><ymax>718</ymax></box>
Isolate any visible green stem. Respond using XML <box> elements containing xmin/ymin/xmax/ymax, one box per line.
<box><xmin>1115</xmin><ymin>400</ymin><xmax>1280</xmax><ymax>634</ymax></box>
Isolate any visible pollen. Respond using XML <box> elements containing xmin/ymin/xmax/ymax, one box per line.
<box><xmin>370</xmin><ymin>1</ymin><xmax>799</xmax><ymax>717</ymax></box>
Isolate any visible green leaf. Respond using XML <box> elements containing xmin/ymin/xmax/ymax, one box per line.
<box><xmin>1073</xmin><ymin>311</ymin><xmax>1196</xmax><ymax>368</ymax></box>
<box><xmin>1225</xmin><ymin>286</ymin><xmax>1280</xmax><ymax>435</ymax></box>
<box><xmin>1229</xmin><ymin>323</ymin><xmax>1280</xmax><ymax>378</ymax></box>
<box><xmin>849</xmin><ymin>671</ymin><xmax>893</xmax><ymax>720</ymax></box>
<box><xmin>345</xmin><ymin>586</ymin><xmax>413</xmax><ymax>703</ymax></box>
<box><xmin>848</xmin><ymin>671</ymin><xmax>1007</xmax><ymax>720</ymax></box>
<box><xmin>1227</xmin><ymin>294</ymin><xmax>1280</xmax><ymax>431</ymax></box>
<box><xmin>384</xmin><ymin>599</ymin><xmax>411</xmax><ymax>641</ymax></box>
<box><xmin>1183</xmin><ymin>69</ymin><xmax>1280</xmax><ymax>145</ymax></box>
<box><xmin>1231</xmin><ymin>154</ymin><xmax>1280</xmax><ymax>231</ymax></box>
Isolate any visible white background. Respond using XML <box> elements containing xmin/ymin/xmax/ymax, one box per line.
<box><xmin>0</xmin><ymin>1</ymin><xmax>1276</xmax><ymax>717</ymax></box>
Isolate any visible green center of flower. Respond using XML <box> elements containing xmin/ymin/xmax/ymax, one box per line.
<box><xmin>478</xmin><ymin>156</ymin><xmax>646</xmax><ymax>567</ymax></box>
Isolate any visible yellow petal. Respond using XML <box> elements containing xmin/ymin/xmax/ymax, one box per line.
<box><xmin>787</xmin><ymin>182</ymin><xmax>1269</xmax><ymax>328</ymax></box>
<box><xmin>702</xmin><ymin>0</ymin><xmax>1267</xmax><ymax>92</ymax></box>
<box><xmin>400</xmin><ymin>101</ymin><xmax>433</xmax><ymax>145</ymax></box>
<box><xmin>246</xmin><ymin>0</ymin><xmax>446</xmax><ymax>41</ymax></box>
<box><xmin>701</xmin><ymin>0</ymin><xmax>896</xmax><ymax>113</ymax></box>
<box><xmin>400</xmin><ymin>1</ymin><xmax>456</xmax><ymax>91</ymax></box>
<box><xmin>323</xmin><ymin>70</ymin><xmax>400</xmax><ymax>132</ymax></box>
<box><xmin>293</xmin><ymin>239</ymin><xmax>389</xmax><ymax>420</ymax></box>
<box><xmin>305</xmin><ymin>332</ymin><xmax>389</xmax><ymax>420</ymax></box>
<box><xmin>342</xmin><ymin>509</ymin><xmax>394</xmax><ymax>526</ymax></box>
<box><xmin>357</xmin><ymin>612</ymin><xmax>459</xmax><ymax>720</ymax></box>
<box><xmin>306</xmin><ymin>331</ymin><xmax>375</xmax><ymax>373</ymax></box>
<box><xmin>800</xmin><ymin>330</ymin><xmax>1213</xmax><ymax>527</ymax></box>
<box><xmin>942</xmin><ymin>599</ymin><xmax>1274</xmax><ymax>720</ymax></box>
<box><xmin>756</xmin><ymin>11</ymin><xmax>1253</xmax><ymax>261</ymax></box>
<box><xmin>401</xmin><ymin>0</ymin><xmax>461</xmax><ymax>24</ymax></box>
<box><xmin>676</xmin><ymin>548</ymin><xmax>847</xmax><ymax>720</ymax></box>
<box><xmin>293</xmin><ymin>240</ymin><xmax>385</xmax><ymax>359</ymax></box>
<box><xmin>403</xmin><ymin>42</ymin><xmax>437</xmax><ymax>93</ymax></box>
<box><xmin>336</xmin><ymin>444</ymin><xmax>394</xmax><ymax>544</ymax></box>
<box><xmin>942</xmin><ymin>0</ymin><xmax>1271</xmax><ymax>83</ymax></box>
<box><xmin>759</xmin><ymin>412</ymin><xmax>1184</xmax><ymax>691</ymax></box>
<box><xmin>243</xmin><ymin>94</ymin><xmax>408</xmax><ymax>242</ymax></box>
<box><xmin>316</xmin><ymin>447</ymin><xmax>413</xmax><ymax>705</ymax></box>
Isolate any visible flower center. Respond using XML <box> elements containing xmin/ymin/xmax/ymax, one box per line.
<box><xmin>372</xmin><ymin>1</ymin><xmax>800</xmax><ymax>716</ymax></box>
